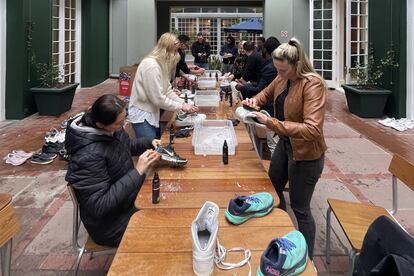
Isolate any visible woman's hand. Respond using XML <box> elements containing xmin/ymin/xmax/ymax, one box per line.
<box><xmin>251</xmin><ymin>111</ymin><xmax>268</xmax><ymax>124</ymax></box>
<box><xmin>151</xmin><ymin>139</ymin><xmax>161</xmax><ymax>149</ymax></box>
<box><xmin>182</xmin><ymin>103</ymin><xmax>199</xmax><ymax>113</ymax></box>
<box><xmin>243</xmin><ymin>98</ymin><xmax>257</xmax><ymax>107</ymax></box>
<box><xmin>136</xmin><ymin>149</ymin><xmax>160</xmax><ymax>175</ymax></box>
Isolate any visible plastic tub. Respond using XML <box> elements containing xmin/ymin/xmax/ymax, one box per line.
<box><xmin>194</xmin><ymin>90</ymin><xmax>220</xmax><ymax>107</ymax></box>
<box><xmin>203</xmin><ymin>70</ymin><xmax>222</xmax><ymax>78</ymax></box>
<box><xmin>197</xmin><ymin>77</ymin><xmax>217</xmax><ymax>89</ymax></box>
<box><xmin>192</xmin><ymin>120</ymin><xmax>238</xmax><ymax>155</ymax></box>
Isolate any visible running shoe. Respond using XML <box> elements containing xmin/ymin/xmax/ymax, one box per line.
<box><xmin>225</xmin><ymin>192</ymin><xmax>274</xmax><ymax>225</ymax></box>
<box><xmin>176</xmin><ymin>112</ymin><xmax>206</xmax><ymax>127</ymax></box>
<box><xmin>191</xmin><ymin>201</ymin><xmax>219</xmax><ymax>276</ymax></box>
<box><xmin>257</xmin><ymin>230</ymin><xmax>308</xmax><ymax>276</ymax></box>
<box><xmin>156</xmin><ymin>144</ymin><xmax>188</xmax><ymax>167</ymax></box>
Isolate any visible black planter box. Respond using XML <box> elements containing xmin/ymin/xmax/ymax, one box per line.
<box><xmin>342</xmin><ymin>84</ymin><xmax>392</xmax><ymax>118</ymax></box>
<box><xmin>30</xmin><ymin>83</ymin><xmax>79</xmax><ymax>116</ymax></box>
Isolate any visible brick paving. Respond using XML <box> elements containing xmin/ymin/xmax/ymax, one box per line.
<box><xmin>0</xmin><ymin>79</ymin><xmax>413</xmax><ymax>275</ymax></box>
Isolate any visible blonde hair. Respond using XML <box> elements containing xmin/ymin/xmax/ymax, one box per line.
<box><xmin>272</xmin><ymin>37</ymin><xmax>326</xmax><ymax>86</ymax></box>
<box><xmin>147</xmin><ymin>32</ymin><xmax>180</xmax><ymax>78</ymax></box>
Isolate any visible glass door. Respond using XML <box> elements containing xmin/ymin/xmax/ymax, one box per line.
<box><xmin>310</xmin><ymin>0</ymin><xmax>337</xmax><ymax>88</ymax></box>
<box><xmin>345</xmin><ymin>0</ymin><xmax>369</xmax><ymax>83</ymax></box>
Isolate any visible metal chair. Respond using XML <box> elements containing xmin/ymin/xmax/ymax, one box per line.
<box><xmin>67</xmin><ymin>184</ymin><xmax>116</xmax><ymax>276</ymax></box>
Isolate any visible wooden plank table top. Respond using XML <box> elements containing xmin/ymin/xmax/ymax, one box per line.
<box><xmin>108</xmin><ymin>208</ymin><xmax>317</xmax><ymax>276</ymax></box>
<box><xmin>0</xmin><ymin>194</ymin><xmax>20</xmax><ymax>247</ymax></box>
<box><xmin>136</xmin><ymin>103</ymin><xmax>280</xmax><ymax>209</ymax></box>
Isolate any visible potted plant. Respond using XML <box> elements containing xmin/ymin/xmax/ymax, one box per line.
<box><xmin>26</xmin><ymin>21</ymin><xmax>78</xmax><ymax>116</ymax></box>
<box><xmin>342</xmin><ymin>47</ymin><xmax>399</xmax><ymax>118</ymax></box>
<box><xmin>208</xmin><ymin>55</ymin><xmax>222</xmax><ymax>71</ymax></box>
<box><xmin>30</xmin><ymin>61</ymin><xmax>79</xmax><ymax>116</ymax></box>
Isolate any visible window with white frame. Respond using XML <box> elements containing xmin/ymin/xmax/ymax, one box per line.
<box><xmin>52</xmin><ymin>0</ymin><xmax>77</xmax><ymax>83</ymax></box>
<box><xmin>170</xmin><ymin>7</ymin><xmax>263</xmax><ymax>56</ymax></box>
<box><xmin>347</xmin><ymin>0</ymin><xmax>369</xmax><ymax>82</ymax></box>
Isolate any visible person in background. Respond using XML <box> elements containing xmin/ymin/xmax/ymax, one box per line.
<box><xmin>219</xmin><ymin>35</ymin><xmax>238</xmax><ymax>74</ymax></box>
<box><xmin>255</xmin><ymin>36</ymin><xmax>266</xmax><ymax>55</ymax></box>
<box><xmin>236</xmin><ymin>36</ymin><xmax>281</xmax><ymax>116</ymax></box>
<box><xmin>229</xmin><ymin>40</ymin><xmax>247</xmax><ymax>80</ymax></box>
<box><xmin>175</xmin><ymin>34</ymin><xmax>205</xmax><ymax>80</ymax></box>
<box><xmin>239</xmin><ymin>40</ymin><xmax>265</xmax><ymax>84</ymax></box>
<box><xmin>129</xmin><ymin>32</ymin><xmax>198</xmax><ymax>139</ymax></box>
<box><xmin>244</xmin><ymin>38</ymin><xmax>327</xmax><ymax>259</ymax></box>
<box><xmin>191</xmin><ymin>32</ymin><xmax>211</xmax><ymax>69</ymax></box>
<box><xmin>65</xmin><ymin>94</ymin><xmax>161</xmax><ymax>246</ymax></box>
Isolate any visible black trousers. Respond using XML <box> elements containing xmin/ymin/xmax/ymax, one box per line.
<box><xmin>268</xmin><ymin>139</ymin><xmax>324</xmax><ymax>259</ymax></box>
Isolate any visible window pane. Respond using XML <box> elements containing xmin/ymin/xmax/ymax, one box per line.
<box><xmin>313</xmin><ymin>50</ymin><xmax>322</xmax><ymax>59</ymax></box>
<box><xmin>65</xmin><ymin>19</ymin><xmax>70</xmax><ymax>30</ymax></box>
<box><xmin>314</xmin><ymin>0</ymin><xmax>322</xmax><ymax>9</ymax></box>
<box><xmin>65</xmin><ymin>31</ymin><xmax>70</xmax><ymax>40</ymax></box>
<box><xmin>323</xmin><ymin>30</ymin><xmax>332</xmax><ymax>39</ymax></box>
<box><xmin>65</xmin><ymin>8</ymin><xmax>70</xmax><ymax>18</ymax></box>
<box><xmin>314</xmin><ymin>21</ymin><xmax>322</xmax><ymax>29</ymax></box>
<box><xmin>53</xmin><ymin>6</ymin><xmax>59</xmax><ymax>17</ymax></box>
<box><xmin>71</xmin><ymin>31</ymin><xmax>75</xmax><ymax>40</ymax></box>
<box><xmin>314</xmin><ymin>30</ymin><xmax>322</xmax><ymax>39</ymax></box>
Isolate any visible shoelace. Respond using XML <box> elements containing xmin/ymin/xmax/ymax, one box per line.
<box><xmin>277</xmin><ymin>238</ymin><xmax>296</xmax><ymax>252</ymax></box>
<box><xmin>214</xmin><ymin>239</ymin><xmax>252</xmax><ymax>276</ymax></box>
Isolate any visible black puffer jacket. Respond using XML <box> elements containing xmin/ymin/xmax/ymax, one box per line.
<box><xmin>65</xmin><ymin>117</ymin><xmax>153</xmax><ymax>246</ymax></box>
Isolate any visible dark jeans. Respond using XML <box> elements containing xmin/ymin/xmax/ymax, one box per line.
<box><xmin>268</xmin><ymin>139</ymin><xmax>324</xmax><ymax>259</ymax></box>
<box><xmin>131</xmin><ymin>120</ymin><xmax>159</xmax><ymax>140</ymax></box>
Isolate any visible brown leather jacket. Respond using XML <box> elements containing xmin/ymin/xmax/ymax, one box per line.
<box><xmin>254</xmin><ymin>75</ymin><xmax>327</xmax><ymax>161</ymax></box>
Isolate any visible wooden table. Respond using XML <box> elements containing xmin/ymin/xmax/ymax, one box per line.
<box><xmin>136</xmin><ymin>103</ymin><xmax>280</xmax><ymax>209</ymax></box>
<box><xmin>109</xmin><ymin>101</ymin><xmax>317</xmax><ymax>275</ymax></box>
<box><xmin>0</xmin><ymin>194</ymin><xmax>20</xmax><ymax>276</ymax></box>
<box><xmin>108</xmin><ymin>208</ymin><xmax>317</xmax><ymax>275</ymax></box>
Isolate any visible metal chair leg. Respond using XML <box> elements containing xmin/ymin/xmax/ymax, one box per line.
<box><xmin>1</xmin><ymin>239</ymin><xmax>12</xmax><ymax>276</ymax></box>
<box><xmin>349</xmin><ymin>249</ymin><xmax>358</xmax><ymax>276</ymax></box>
<box><xmin>73</xmin><ymin>246</ymin><xmax>85</xmax><ymax>276</ymax></box>
<box><xmin>326</xmin><ymin>206</ymin><xmax>332</xmax><ymax>264</ymax></box>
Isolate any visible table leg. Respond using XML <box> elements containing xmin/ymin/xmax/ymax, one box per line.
<box><xmin>1</xmin><ymin>239</ymin><xmax>12</xmax><ymax>276</ymax></box>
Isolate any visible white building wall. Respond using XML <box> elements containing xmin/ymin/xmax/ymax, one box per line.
<box><xmin>127</xmin><ymin>0</ymin><xmax>156</xmax><ymax>64</ymax></box>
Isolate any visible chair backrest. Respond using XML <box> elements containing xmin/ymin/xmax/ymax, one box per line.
<box><xmin>388</xmin><ymin>154</ymin><xmax>414</xmax><ymax>192</ymax></box>
<box><xmin>67</xmin><ymin>184</ymin><xmax>83</xmax><ymax>252</ymax></box>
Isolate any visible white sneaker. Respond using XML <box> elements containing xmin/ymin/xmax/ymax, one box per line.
<box><xmin>176</xmin><ymin>113</ymin><xmax>206</xmax><ymax>127</ymax></box>
<box><xmin>235</xmin><ymin>107</ymin><xmax>270</xmax><ymax>129</ymax></box>
<box><xmin>192</xmin><ymin>201</ymin><xmax>219</xmax><ymax>276</ymax></box>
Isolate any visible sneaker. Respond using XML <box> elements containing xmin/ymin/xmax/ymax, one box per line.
<box><xmin>235</xmin><ymin>107</ymin><xmax>270</xmax><ymax>129</ymax></box>
<box><xmin>156</xmin><ymin>144</ymin><xmax>188</xmax><ymax>167</ymax></box>
<box><xmin>192</xmin><ymin>201</ymin><xmax>219</xmax><ymax>276</ymax></box>
<box><xmin>225</xmin><ymin>192</ymin><xmax>274</xmax><ymax>225</ymax></box>
<box><xmin>45</xmin><ymin>129</ymin><xmax>66</xmax><ymax>143</ymax></box>
<box><xmin>3</xmin><ymin>153</ymin><xmax>28</xmax><ymax>166</ymax></box>
<box><xmin>30</xmin><ymin>153</ymin><xmax>56</xmax><ymax>165</ymax></box>
<box><xmin>176</xmin><ymin>112</ymin><xmax>206</xmax><ymax>127</ymax></box>
<box><xmin>257</xmin><ymin>230</ymin><xmax>308</xmax><ymax>276</ymax></box>
<box><xmin>42</xmin><ymin>142</ymin><xmax>64</xmax><ymax>154</ymax></box>
<box><xmin>11</xmin><ymin>150</ymin><xmax>34</xmax><ymax>159</ymax></box>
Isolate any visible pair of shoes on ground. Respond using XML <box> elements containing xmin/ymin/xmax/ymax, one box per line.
<box><xmin>3</xmin><ymin>150</ymin><xmax>34</xmax><ymax>166</ymax></box>
<box><xmin>176</xmin><ymin>112</ymin><xmax>206</xmax><ymax>127</ymax></box>
<box><xmin>156</xmin><ymin>144</ymin><xmax>188</xmax><ymax>167</ymax></box>
<box><xmin>235</xmin><ymin>106</ymin><xmax>271</xmax><ymax>129</ymax></box>
<box><xmin>31</xmin><ymin>152</ymin><xmax>57</xmax><ymax>165</ymax></box>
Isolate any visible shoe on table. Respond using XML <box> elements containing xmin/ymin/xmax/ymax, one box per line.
<box><xmin>176</xmin><ymin>112</ymin><xmax>206</xmax><ymax>127</ymax></box>
<box><xmin>225</xmin><ymin>192</ymin><xmax>274</xmax><ymax>225</ymax></box>
<box><xmin>257</xmin><ymin>230</ymin><xmax>308</xmax><ymax>276</ymax></box>
<box><xmin>192</xmin><ymin>201</ymin><xmax>219</xmax><ymax>276</ymax></box>
<box><xmin>235</xmin><ymin>107</ymin><xmax>270</xmax><ymax>129</ymax></box>
<box><xmin>156</xmin><ymin>144</ymin><xmax>188</xmax><ymax>167</ymax></box>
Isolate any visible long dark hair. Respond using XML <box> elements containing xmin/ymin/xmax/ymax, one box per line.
<box><xmin>82</xmin><ymin>94</ymin><xmax>126</xmax><ymax>128</ymax></box>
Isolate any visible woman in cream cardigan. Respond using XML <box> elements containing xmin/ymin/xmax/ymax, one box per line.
<box><xmin>129</xmin><ymin>33</ymin><xmax>198</xmax><ymax>139</ymax></box>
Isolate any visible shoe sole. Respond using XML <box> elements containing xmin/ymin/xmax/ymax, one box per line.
<box><xmin>30</xmin><ymin>159</ymin><xmax>54</xmax><ymax>165</ymax></box>
<box><xmin>224</xmin><ymin>205</ymin><xmax>273</xmax><ymax>225</ymax></box>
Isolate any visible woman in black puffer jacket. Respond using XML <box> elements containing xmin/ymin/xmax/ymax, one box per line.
<box><xmin>65</xmin><ymin>94</ymin><xmax>160</xmax><ymax>247</ymax></box>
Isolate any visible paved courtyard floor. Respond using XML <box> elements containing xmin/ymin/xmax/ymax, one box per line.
<box><xmin>1</xmin><ymin>79</ymin><xmax>413</xmax><ymax>275</ymax></box>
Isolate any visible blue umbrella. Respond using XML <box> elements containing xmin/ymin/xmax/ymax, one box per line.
<box><xmin>223</xmin><ymin>18</ymin><xmax>263</xmax><ymax>34</ymax></box>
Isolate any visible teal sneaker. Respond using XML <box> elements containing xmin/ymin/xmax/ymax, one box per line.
<box><xmin>257</xmin><ymin>230</ymin><xmax>308</xmax><ymax>276</ymax></box>
<box><xmin>224</xmin><ymin>192</ymin><xmax>274</xmax><ymax>225</ymax></box>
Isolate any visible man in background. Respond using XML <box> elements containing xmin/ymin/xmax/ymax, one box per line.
<box><xmin>191</xmin><ymin>32</ymin><xmax>211</xmax><ymax>69</ymax></box>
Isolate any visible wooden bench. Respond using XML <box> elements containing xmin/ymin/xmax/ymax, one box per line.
<box><xmin>325</xmin><ymin>154</ymin><xmax>414</xmax><ymax>274</ymax></box>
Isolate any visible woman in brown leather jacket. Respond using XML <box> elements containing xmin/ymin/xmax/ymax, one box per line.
<box><xmin>244</xmin><ymin>38</ymin><xmax>327</xmax><ymax>259</ymax></box>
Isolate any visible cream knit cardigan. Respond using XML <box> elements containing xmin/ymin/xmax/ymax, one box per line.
<box><xmin>130</xmin><ymin>57</ymin><xmax>184</xmax><ymax>113</ymax></box>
